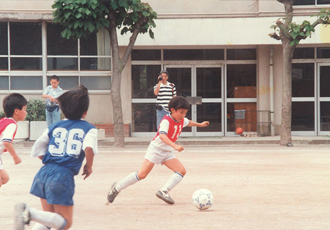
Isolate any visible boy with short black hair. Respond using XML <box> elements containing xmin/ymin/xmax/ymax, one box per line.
<box><xmin>42</xmin><ymin>75</ymin><xmax>63</xmax><ymax>126</ymax></box>
<box><xmin>0</xmin><ymin>93</ymin><xmax>27</xmax><ymax>187</ymax></box>
<box><xmin>15</xmin><ymin>85</ymin><xmax>98</xmax><ymax>230</ymax></box>
<box><xmin>107</xmin><ymin>96</ymin><xmax>209</xmax><ymax>205</ymax></box>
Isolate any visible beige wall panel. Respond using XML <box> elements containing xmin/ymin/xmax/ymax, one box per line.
<box><xmin>147</xmin><ymin>0</ymin><xmax>258</xmax><ymax>14</ymax></box>
<box><xmin>119</xmin><ymin>17</ymin><xmax>282</xmax><ymax>46</ymax></box>
<box><xmin>1</xmin><ymin>0</ymin><xmax>282</xmax><ymax>14</ymax></box>
<box><xmin>259</xmin><ymin>1</ymin><xmax>284</xmax><ymax>12</ymax></box>
<box><xmin>0</xmin><ymin>0</ymin><xmax>53</xmax><ymax>11</ymax></box>
<box><xmin>257</xmin><ymin>45</ymin><xmax>270</xmax><ymax>111</ymax></box>
<box><xmin>87</xmin><ymin>94</ymin><xmax>112</xmax><ymax>124</ymax></box>
<box><xmin>272</xmin><ymin>45</ymin><xmax>283</xmax><ymax>135</ymax></box>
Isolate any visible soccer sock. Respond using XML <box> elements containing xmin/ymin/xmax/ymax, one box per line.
<box><xmin>161</xmin><ymin>172</ymin><xmax>183</xmax><ymax>192</ymax></box>
<box><xmin>31</xmin><ymin>223</ymin><xmax>51</xmax><ymax>230</ymax></box>
<box><xmin>29</xmin><ymin>207</ymin><xmax>67</xmax><ymax>230</ymax></box>
<box><xmin>115</xmin><ymin>172</ymin><xmax>140</xmax><ymax>192</ymax></box>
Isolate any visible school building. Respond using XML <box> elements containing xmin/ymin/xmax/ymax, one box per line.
<box><xmin>1</xmin><ymin>0</ymin><xmax>330</xmax><ymax>137</ymax></box>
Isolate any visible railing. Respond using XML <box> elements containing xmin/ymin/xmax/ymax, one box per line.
<box><xmin>234</xmin><ymin>110</ymin><xmax>272</xmax><ymax>136</ymax></box>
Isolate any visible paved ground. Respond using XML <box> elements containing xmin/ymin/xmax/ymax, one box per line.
<box><xmin>1</xmin><ymin>145</ymin><xmax>330</xmax><ymax>230</ymax></box>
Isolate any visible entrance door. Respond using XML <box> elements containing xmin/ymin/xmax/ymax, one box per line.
<box><xmin>318</xmin><ymin>64</ymin><xmax>330</xmax><ymax>134</ymax></box>
<box><xmin>165</xmin><ymin>65</ymin><xmax>223</xmax><ymax>136</ymax></box>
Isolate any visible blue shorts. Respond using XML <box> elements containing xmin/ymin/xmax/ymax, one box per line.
<box><xmin>30</xmin><ymin>164</ymin><xmax>75</xmax><ymax>206</ymax></box>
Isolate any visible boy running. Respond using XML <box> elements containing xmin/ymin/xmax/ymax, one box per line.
<box><xmin>14</xmin><ymin>85</ymin><xmax>98</xmax><ymax>230</ymax></box>
<box><xmin>0</xmin><ymin>93</ymin><xmax>27</xmax><ymax>187</ymax></box>
<box><xmin>108</xmin><ymin>96</ymin><xmax>209</xmax><ymax>205</ymax></box>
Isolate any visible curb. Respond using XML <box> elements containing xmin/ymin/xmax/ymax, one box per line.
<box><xmin>13</xmin><ymin>138</ymin><xmax>330</xmax><ymax>148</ymax></box>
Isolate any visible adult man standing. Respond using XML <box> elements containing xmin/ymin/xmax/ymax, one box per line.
<box><xmin>154</xmin><ymin>70</ymin><xmax>177</xmax><ymax>129</ymax></box>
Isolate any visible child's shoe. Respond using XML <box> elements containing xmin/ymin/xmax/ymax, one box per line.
<box><xmin>156</xmin><ymin>190</ymin><xmax>175</xmax><ymax>204</ymax></box>
<box><xmin>14</xmin><ymin>202</ymin><xmax>30</xmax><ymax>230</ymax></box>
<box><xmin>107</xmin><ymin>182</ymin><xmax>120</xmax><ymax>203</ymax></box>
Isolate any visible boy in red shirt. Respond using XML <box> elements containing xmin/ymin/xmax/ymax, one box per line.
<box><xmin>0</xmin><ymin>93</ymin><xmax>27</xmax><ymax>187</ymax></box>
<box><xmin>107</xmin><ymin>96</ymin><xmax>209</xmax><ymax>204</ymax></box>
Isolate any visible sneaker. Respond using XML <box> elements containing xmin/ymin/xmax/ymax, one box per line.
<box><xmin>156</xmin><ymin>190</ymin><xmax>175</xmax><ymax>205</ymax></box>
<box><xmin>107</xmin><ymin>182</ymin><xmax>119</xmax><ymax>203</ymax></box>
<box><xmin>14</xmin><ymin>202</ymin><xmax>30</xmax><ymax>230</ymax></box>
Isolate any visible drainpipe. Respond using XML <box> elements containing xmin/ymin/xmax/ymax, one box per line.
<box><xmin>270</xmin><ymin>45</ymin><xmax>275</xmax><ymax>136</ymax></box>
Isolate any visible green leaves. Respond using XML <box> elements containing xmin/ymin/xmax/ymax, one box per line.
<box><xmin>52</xmin><ymin>0</ymin><xmax>110</xmax><ymax>39</ymax></box>
<box><xmin>52</xmin><ymin>0</ymin><xmax>157</xmax><ymax>40</ymax></box>
<box><xmin>288</xmin><ymin>20</ymin><xmax>315</xmax><ymax>46</ymax></box>
<box><xmin>25</xmin><ymin>99</ymin><xmax>46</xmax><ymax>122</ymax></box>
<box><xmin>270</xmin><ymin>8</ymin><xmax>330</xmax><ymax>46</ymax></box>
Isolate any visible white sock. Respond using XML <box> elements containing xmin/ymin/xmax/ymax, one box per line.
<box><xmin>116</xmin><ymin>172</ymin><xmax>140</xmax><ymax>192</ymax></box>
<box><xmin>31</xmin><ymin>223</ymin><xmax>50</xmax><ymax>230</ymax></box>
<box><xmin>161</xmin><ymin>172</ymin><xmax>183</xmax><ymax>192</ymax></box>
<box><xmin>29</xmin><ymin>207</ymin><xmax>67</xmax><ymax>230</ymax></box>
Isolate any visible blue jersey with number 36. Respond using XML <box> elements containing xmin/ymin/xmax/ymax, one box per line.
<box><xmin>42</xmin><ymin>119</ymin><xmax>96</xmax><ymax>175</ymax></box>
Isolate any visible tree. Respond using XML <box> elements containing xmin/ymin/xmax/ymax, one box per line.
<box><xmin>52</xmin><ymin>0</ymin><xmax>157</xmax><ymax>147</ymax></box>
<box><xmin>269</xmin><ymin>0</ymin><xmax>330</xmax><ymax>146</ymax></box>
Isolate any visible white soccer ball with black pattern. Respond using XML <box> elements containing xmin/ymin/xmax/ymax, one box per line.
<box><xmin>192</xmin><ymin>189</ymin><xmax>214</xmax><ymax>210</ymax></box>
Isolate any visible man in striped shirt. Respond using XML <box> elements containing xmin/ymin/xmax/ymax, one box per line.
<box><xmin>154</xmin><ymin>70</ymin><xmax>177</xmax><ymax>130</ymax></box>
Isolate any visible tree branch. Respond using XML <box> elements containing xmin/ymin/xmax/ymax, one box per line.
<box><xmin>276</xmin><ymin>21</ymin><xmax>292</xmax><ymax>39</ymax></box>
<box><xmin>121</xmin><ymin>17</ymin><xmax>147</xmax><ymax>67</ymax></box>
<box><xmin>312</xmin><ymin>18</ymin><xmax>322</xmax><ymax>28</ymax></box>
<box><xmin>269</xmin><ymin>33</ymin><xmax>281</xmax><ymax>40</ymax></box>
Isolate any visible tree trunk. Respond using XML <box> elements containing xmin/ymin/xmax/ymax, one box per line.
<box><xmin>108</xmin><ymin>25</ymin><xmax>125</xmax><ymax>148</ymax></box>
<box><xmin>106</xmin><ymin>10</ymin><xmax>148</xmax><ymax>148</ymax></box>
<box><xmin>111</xmin><ymin>67</ymin><xmax>125</xmax><ymax>148</ymax></box>
<box><xmin>280</xmin><ymin>39</ymin><xmax>295</xmax><ymax>146</ymax></box>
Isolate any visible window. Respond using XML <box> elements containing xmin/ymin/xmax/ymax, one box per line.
<box><xmin>10</xmin><ymin>22</ymin><xmax>42</xmax><ymax>70</ymax></box>
<box><xmin>227</xmin><ymin>64</ymin><xmax>257</xmax><ymax>98</ymax></box>
<box><xmin>80</xmin><ymin>76</ymin><xmax>111</xmax><ymax>90</ymax></box>
<box><xmin>132</xmin><ymin>50</ymin><xmax>161</xmax><ymax>61</ymax></box>
<box><xmin>47</xmin><ymin>23</ymin><xmax>111</xmax><ymax>71</ymax></box>
<box><xmin>11</xmin><ymin>23</ymin><xmax>42</xmax><ymax>55</ymax></box>
<box><xmin>292</xmin><ymin>63</ymin><xmax>314</xmax><ymax>97</ymax></box>
<box><xmin>47</xmin><ymin>24</ymin><xmax>77</xmax><ymax>56</ymax></box>
<box><xmin>47</xmin><ymin>76</ymin><xmax>78</xmax><ymax>90</ymax></box>
<box><xmin>47</xmin><ymin>23</ymin><xmax>78</xmax><ymax>70</ymax></box>
<box><xmin>80</xmin><ymin>30</ymin><xmax>111</xmax><ymax>71</ymax></box>
<box><xmin>293</xmin><ymin>0</ymin><xmax>330</xmax><ymax>5</ymax></box>
<box><xmin>0</xmin><ymin>22</ymin><xmax>111</xmax><ymax>91</ymax></box>
<box><xmin>227</xmin><ymin>49</ymin><xmax>256</xmax><ymax>60</ymax></box>
<box><xmin>0</xmin><ymin>23</ymin><xmax>7</xmax><ymax>55</ymax></box>
<box><xmin>0</xmin><ymin>76</ymin><xmax>9</xmax><ymax>90</ymax></box>
<box><xmin>317</xmin><ymin>47</ymin><xmax>330</xmax><ymax>58</ymax></box>
<box><xmin>292</xmin><ymin>102</ymin><xmax>314</xmax><ymax>131</ymax></box>
<box><xmin>197</xmin><ymin>67</ymin><xmax>221</xmax><ymax>98</ymax></box>
<box><xmin>11</xmin><ymin>76</ymin><xmax>42</xmax><ymax>90</ymax></box>
<box><xmin>132</xmin><ymin>65</ymin><xmax>161</xmax><ymax>98</ymax></box>
<box><xmin>293</xmin><ymin>48</ymin><xmax>314</xmax><ymax>59</ymax></box>
<box><xmin>164</xmin><ymin>49</ymin><xmax>224</xmax><ymax>60</ymax></box>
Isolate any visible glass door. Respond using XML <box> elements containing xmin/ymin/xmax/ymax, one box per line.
<box><xmin>196</xmin><ymin>66</ymin><xmax>223</xmax><ymax>136</ymax></box>
<box><xmin>165</xmin><ymin>65</ymin><xmax>223</xmax><ymax>136</ymax></box>
<box><xmin>165</xmin><ymin>66</ymin><xmax>193</xmax><ymax>136</ymax></box>
<box><xmin>318</xmin><ymin>64</ymin><xmax>330</xmax><ymax>135</ymax></box>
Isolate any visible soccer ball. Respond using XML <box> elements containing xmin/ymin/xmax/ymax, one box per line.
<box><xmin>192</xmin><ymin>189</ymin><xmax>214</xmax><ymax>210</ymax></box>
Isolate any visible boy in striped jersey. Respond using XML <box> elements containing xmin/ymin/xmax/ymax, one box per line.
<box><xmin>107</xmin><ymin>96</ymin><xmax>209</xmax><ymax>205</ymax></box>
<box><xmin>154</xmin><ymin>70</ymin><xmax>176</xmax><ymax>130</ymax></box>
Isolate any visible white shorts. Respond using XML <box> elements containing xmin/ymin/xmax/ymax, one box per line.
<box><xmin>144</xmin><ymin>145</ymin><xmax>176</xmax><ymax>165</ymax></box>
